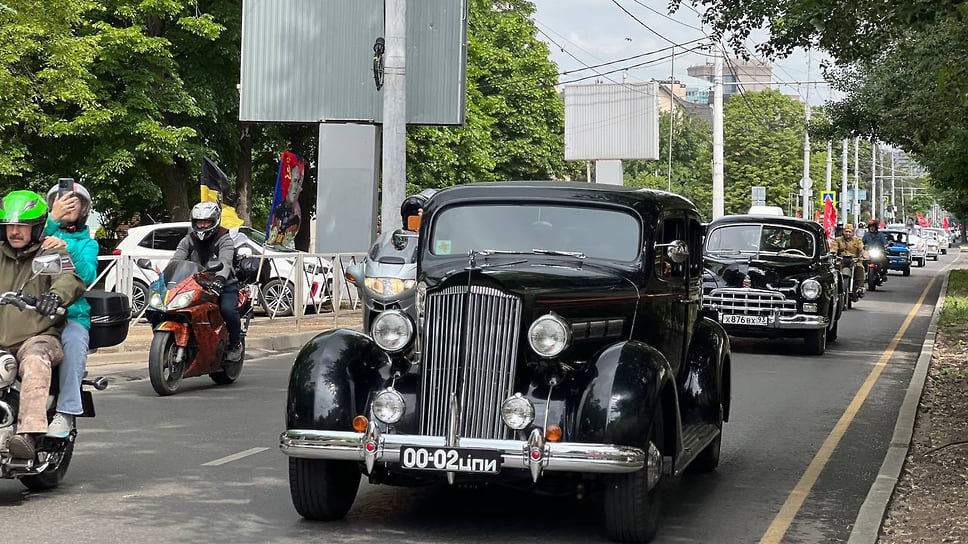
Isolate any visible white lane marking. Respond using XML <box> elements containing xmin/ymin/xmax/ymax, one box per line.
<box><xmin>201</xmin><ymin>447</ymin><xmax>270</xmax><ymax>466</ymax></box>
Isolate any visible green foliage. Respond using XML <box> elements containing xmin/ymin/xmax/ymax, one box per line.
<box><xmin>406</xmin><ymin>0</ymin><xmax>568</xmax><ymax>191</ymax></box>
<box><xmin>941</xmin><ymin>270</ymin><xmax>968</xmax><ymax>327</ymax></box>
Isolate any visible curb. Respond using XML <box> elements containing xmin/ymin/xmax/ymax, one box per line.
<box><xmin>847</xmin><ymin>268</ymin><xmax>951</xmax><ymax>542</ymax></box>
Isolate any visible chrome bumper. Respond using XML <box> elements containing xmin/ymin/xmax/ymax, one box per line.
<box><xmin>774</xmin><ymin>314</ymin><xmax>828</xmax><ymax>330</ymax></box>
<box><xmin>280</xmin><ymin>424</ymin><xmax>646</xmax><ymax>482</ymax></box>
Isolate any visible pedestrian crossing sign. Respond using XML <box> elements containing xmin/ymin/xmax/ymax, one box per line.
<box><xmin>821</xmin><ymin>191</ymin><xmax>836</xmax><ymax>205</ymax></box>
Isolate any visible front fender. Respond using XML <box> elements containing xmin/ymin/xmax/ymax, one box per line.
<box><xmin>156</xmin><ymin>321</ymin><xmax>189</xmax><ymax>346</ymax></box>
<box><xmin>285</xmin><ymin>329</ymin><xmax>391</xmax><ymax>430</ymax></box>
<box><xmin>576</xmin><ymin>340</ymin><xmax>676</xmax><ymax>450</ymax></box>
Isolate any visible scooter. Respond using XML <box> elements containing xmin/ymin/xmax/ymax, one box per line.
<box><xmin>867</xmin><ymin>247</ymin><xmax>888</xmax><ymax>292</ymax></box>
<box><xmin>839</xmin><ymin>255</ymin><xmax>865</xmax><ymax>309</ymax></box>
<box><xmin>0</xmin><ymin>254</ymin><xmax>109</xmax><ymax>490</ymax></box>
<box><xmin>141</xmin><ymin>259</ymin><xmax>253</xmax><ymax>396</ymax></box>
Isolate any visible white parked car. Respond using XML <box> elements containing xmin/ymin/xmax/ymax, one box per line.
<box><xmin>106</xmin><ymin>222</ymin><xmax>332</xmax><ymax>316</ymax></box>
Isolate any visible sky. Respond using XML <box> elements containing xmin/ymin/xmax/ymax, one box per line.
<box><xmin>530</xmin><ymin>0</ymin><xmax>836</xmax><ymax>105</ymax></box>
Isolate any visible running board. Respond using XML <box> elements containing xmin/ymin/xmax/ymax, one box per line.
<box><xmin>674</xmin><ymin>423</ymin><xmax>720</xmax><ymax>476</ymax></box>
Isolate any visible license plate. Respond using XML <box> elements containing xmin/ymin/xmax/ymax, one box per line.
<box><xmin>400</xmin><ymin>446</ymin><xmax>502</xmax><ymax>474</ymax></box>
<box><xmin>721</xmin><ymin>314</ymin><xmax>770</xmax><ymax>326</ymax></box>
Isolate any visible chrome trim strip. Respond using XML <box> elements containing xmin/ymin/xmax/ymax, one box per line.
<box><xmin>280</xmin><ymin>430</ymin><xmax>645</xmax><ymax>474</ymax></box>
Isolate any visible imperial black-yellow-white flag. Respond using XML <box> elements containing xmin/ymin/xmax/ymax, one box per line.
<box><xmin>200</xmin><ymin>156</ymin><xmax>243</xmax><ymax>229</ymax></box>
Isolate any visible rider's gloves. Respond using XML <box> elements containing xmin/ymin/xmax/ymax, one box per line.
<box><xmin>210</xmin><ymin>278</ymin><xmax>224</xmax><ymax>296</ymax></box>
<box><xmin>36</xmin><ymin>292</ymin><xmax>63</xmax><ymax>316</ymax></box>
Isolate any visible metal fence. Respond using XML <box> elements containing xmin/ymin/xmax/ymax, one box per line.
<box><xmin>93</xmin><ymin>251</ymin><xmax>368</xmax><ymax>325</ymax></box>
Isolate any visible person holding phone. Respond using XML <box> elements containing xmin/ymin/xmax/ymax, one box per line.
<box><xmin>43</xmin><ymin>179</ymin><xmax>99</xmax><ymax>438</ymax></box>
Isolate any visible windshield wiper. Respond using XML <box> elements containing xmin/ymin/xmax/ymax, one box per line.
<box><xmin>479</xmin><ymin>249</ymin><xmax>526</xmax><ymax>256</ymax></box>
<box><xmin>707</xmin><ymin>249</ymin><xmax>744</xmax><ymax>255</ymax></box>
<box><xmin>532</xmin><ymin>248</ymin><xmax>586</xmax><ymax>259</ymax></box>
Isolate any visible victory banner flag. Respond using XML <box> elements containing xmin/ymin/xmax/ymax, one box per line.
<box><xmin>200</xmin><ymin>156</ymin><xmax>244</xmax><ymax>229</ymax></box>
<box><xmin>265</xmin><ymin>151</ymin><xmax>305</xmax><ymax>248</ymax></box>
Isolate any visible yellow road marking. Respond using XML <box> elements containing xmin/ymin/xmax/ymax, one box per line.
<box><xmin>759</xmin><ymin>274</ymin><xmax>941</xmax><ymax>543</ymax></box>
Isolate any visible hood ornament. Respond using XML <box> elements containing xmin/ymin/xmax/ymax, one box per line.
<box><xmin>742</xmin><ymin>274</ymin><xmax>752</xmax><ymax>288</ymax></box>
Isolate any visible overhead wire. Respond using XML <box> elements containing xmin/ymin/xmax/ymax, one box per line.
<box><xmin>609</xmin><ymin>0</ymin><xmax>714</xmax><ymax>56</ymax></box>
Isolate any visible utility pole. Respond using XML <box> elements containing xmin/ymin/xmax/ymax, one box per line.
<box><xmin>825</xmin><ymin>140</ymin><xmax>832</xmax><ymax>192</ymax></box>
<box><xmin>381</xmin><ymin>0</ymin><xmax>407</xmax><ymax>233</ymax></box>
<box><xmin>801</xmin><ymin>55</ymin><xmax>813</xmax><ymax>220</ymax></box>
<box><xmin>712</xmin><ymin>42</ymin><xmax>724</xmax><ymax>219</ymax></box>
<box><xmin>878</xmin><ymin>151</ymin><xmax>885</xmax><ymax>220</ymax></box>
<box><xmin>841</xmin><ymin>139</ymin><xmax>848</xmax><ymax>221</ymax></box>
<box><xmin>870</xmin><ymin>142</ymin><xmax>877</xmax><ymax>221</ymax></box>
<box><xmin>890</xmin><ymin>153</ymin><xmax>896</xmax><ymax>221</ymax></box>
<box><xmin>668</xmin><ymin>45</ymin><xmax>675</xmax><ymax>191</ymax></box>
<box><xmin>853</xmin><ymin>137</ymin><xmax>860</xmax><ymax>226</ymax></box>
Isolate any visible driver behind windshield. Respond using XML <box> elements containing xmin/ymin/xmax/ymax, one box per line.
<box><xmin>171</xmin><ymin>201</ymin><xmax>241</xmax><ymax>362</ymax></box>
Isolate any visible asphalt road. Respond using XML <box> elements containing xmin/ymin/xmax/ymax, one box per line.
<box><xmin>0</xmin><ymin>251</ymin><xmax>959</xmax><ymax>543</ymax></box>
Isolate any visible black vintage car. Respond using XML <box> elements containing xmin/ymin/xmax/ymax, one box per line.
<box><xmin>281</xmin><ymin>182</ymin><xmax>732</xmax><ymax>543</ymax></box>
<box><xmin>703</xmin><ymin>215</ymin><xmax>844</xmax><ymax>355</ymax></box>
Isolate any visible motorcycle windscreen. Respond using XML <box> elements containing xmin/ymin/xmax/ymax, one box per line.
<box><xmin>153</xmin><ymin>259</ymin><xmax>203</xmax><ymax>294</ymax></box>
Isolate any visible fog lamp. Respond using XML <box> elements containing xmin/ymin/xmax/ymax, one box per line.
<box><xmin>371</xmin><ymin>388</ymin><xmax>406</xmax><ymax>424</ymax></box>
<box><xmin>500</xmin><ymin>393</ymin><xmax>535</xmax><ymax>430</ymax></box>
<box><xmin>802</xmin><ymin>303</ymin><xmax>818</xmax><ymax>313</ymax></box>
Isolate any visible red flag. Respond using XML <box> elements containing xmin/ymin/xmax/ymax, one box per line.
<box><xmin>880</xmin><ymin>219</ymin><xmax>886</xmax><ymax>228</ymax></box>
<box><xmin>943</xmin><ymin>217</ymin><xmax>949</xmax><ymax>229</ymax></box>
<box><xmin>917</xmin><ymin>213</ymin><xmax>928</xmax><ymax>227</ymax></box>
<box><xmin>823</xmin><ymin>200</ymin><xmax>836</xmax><ymax>238</ymax></box>
<box><xmin>814</xmin><ymin>210</ymin><xmax>821</xmax><ymax>222</ymax></box>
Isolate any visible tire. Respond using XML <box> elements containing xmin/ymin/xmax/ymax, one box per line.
<box><xmin>827</xmin><ymin>313</ymin><xmax>839</xmax><ymax>342</ymax></box>
<box><xmin>261</xmin><ymin>278</ymin><xmax>295</xmax><ymax>317</ymax></box>
<box><xmin>210</xmin><ymin>340</ymin><xmax>244</xmax><ymax>385</ymax></box>
<box><xmin>21</xmin><ymin>437</ymin><xmax>74</xmax><ymax>491</ymax></box>
<box><xmin>148</xmin><ymin>331</ymin><xmax>184</xmax><ymax>396</ymax></box>
<box><xmin>288</xmin><ymin>457</ymin><xmax>361</xmax><ymax>521</ymax></box>
<box><xmin>903</xmin><ymin>267</ymin><xmax>911</xmax><ymax>277</ymax></box>
<box><xmin>867</xmin><ymin>272</ymin><xmax>877</xmax><ymax>292</ymax></box>
<box><xmin>804</xmin><ymin>327</ymin><xmax>827</xmax><ymax>356</ymax></box>
<box><xmin>130</xmin><ymin>280</ymin><xmax>149</xmax><ymax>317</ymax></box>
<box><xmin>605</xmin><ymin>404</ymin><xmax>664</xmax><ymax>543</ymax></box>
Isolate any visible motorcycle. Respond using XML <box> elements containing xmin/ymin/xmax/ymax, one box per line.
<box><xmin>867</xmin><ymin>247</ymin><xmax>888</xmax><ymax>292</ymax></box>
<box><xmin>141</xmin><ymin>259</ymin><xmax>253</xmax><ymax>396</ymax></box>
<box><xmin>839</xmin><ymin>255</ymin><xmax>865</xmax><ymax>309</ymax></box>
<box><xmin>345</xmin><ymin>229</ymin><xmax>418</xmax><ymax>334</ymax></box>
<box><xmin>0</xmin><ymin>254</ymin><xmax>110</xmax><ymax>490</ymax></box>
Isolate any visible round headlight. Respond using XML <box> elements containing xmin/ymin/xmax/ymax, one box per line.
<box><xmin>371</xmin><ymin>388</ymin><xmax>406</xmax><ymax>424</ymax></box>
<box><xmin>148</xmin><ymin>292</ymin><xmax>164</xmax><ymax>309</ymax></box>
<box><xmin>415</xmin><ymin>281</ymin><xmax>427</xmax><ymax>316</ymax></box>
<box><xmin>528</xmin><ymin>314</ymin><xmax>572</xmax><ymax>358</ymax></box>
<box><xmin>501</xmin><ymin>393</ymin><xmax>535</xmax><ymax>430</ymax></box>
<box><xmin>371</xmin><ymin>310</ymin><xmax>413</xmax><ymax>352</ymax></box>
<box><xmin>869</xmin><ymin>248</ymin><xmax>883</xmax><ymax>259</ymax></box>
<box><xmin>801</xmin><ymin>279</ymin><xmax>822</xmax><ymax>300</ymax></box>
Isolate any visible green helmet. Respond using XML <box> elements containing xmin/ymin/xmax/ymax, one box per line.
<box><xmin>0</xmin><ymin>190</ymin><xmax>49</xmax><ymax>244</ymax></box>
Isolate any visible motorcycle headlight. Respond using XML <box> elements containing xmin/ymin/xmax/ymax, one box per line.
<box><xmin>801</xmin><ymin>279</ymin><xmax>822</xmax><ymax>301</ymax></box>
<box><xmin>415</xmin><ymin>281</ymin><xmax>427</xmax><ymax>316</ymax></box>
<box><xmin>371</xmin><ymin>388</ymin><xmax>406</xmax><ymax>425</ymax></box>
<box><xmin>528</xmin><ymin>313</ymin><xmax>572</xmax><ymax>358</ymax></box>
<box><xmin>364</xmin><ymin>277</ymin><xmax>417</xmax><ymax>297</ymax></box>
<box><xmin>501</xmin><ymin>393</ymin><xmax>535</xmax><ymax>430</ymax></box>
<box><xmin>371</xmin><ymin>310</ymin><xmax>413</xmax><ymax>352</ymax></box>
<box><xmin>148</xmin><ymin>291</ymin><xmax>165</xmax><ymax>309</ymax></box>
<box><xmin>868</xmin><ymin>248</ymin><xmax>883</xmax><ymax>259</ymax></box>
<box><xmin>166</xmin><ymin>291</ymin><xmax>196</xmax><ymax>310</ymax></box>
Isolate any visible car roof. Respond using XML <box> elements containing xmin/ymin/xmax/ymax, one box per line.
<box><xmin>709</xmin><ymin>214</ymin><xmax>826</xmax><ymax>236</ymax></box>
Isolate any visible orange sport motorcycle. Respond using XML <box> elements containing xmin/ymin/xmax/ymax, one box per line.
<box><xmin>141</xmin><ymin>259</ymin><xmax>252</xmax><ymax>396</ymax></box>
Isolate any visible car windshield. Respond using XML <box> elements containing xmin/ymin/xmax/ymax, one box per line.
<box><xmin>884</xmin><ymin>231</ymin><xmax>909</xmax><ymax>244</ymax></box>
<box><xmin>706</xmin><ymin>224</ymin><xmax>815</xmax><ymax>257</ymax></box>
<box><xmin>430</xmin><ymin>204</ymin><xmax>640</xmax><ymax>261</ymax></box>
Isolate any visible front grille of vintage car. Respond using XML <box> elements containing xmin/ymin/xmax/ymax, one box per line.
<box><xmin>703</xmin><ymin>287</ymin><xmax>797</xmax><ymax>317</ymax></box>
<box><xmin>420</xmin><ymin>284</ymin><xmax>523</xmax><ymax>440</ymax></box>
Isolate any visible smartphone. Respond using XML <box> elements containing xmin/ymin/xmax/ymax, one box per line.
<box><xmin>58</xmin><ymin>177</ymin><xmax>75</xmax><ymax>197</ymax></box>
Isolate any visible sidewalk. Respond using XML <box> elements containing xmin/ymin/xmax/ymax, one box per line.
<box><xmin>88</xmin><ymin>310</ymin><xmax>365</xmax><ymax>369</ymax></box>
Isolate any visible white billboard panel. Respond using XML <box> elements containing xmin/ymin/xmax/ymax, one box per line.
<box><xmin>564</xmin><ymin>83</ymin><xmax>660</xmax><ymax>161</ymax></box>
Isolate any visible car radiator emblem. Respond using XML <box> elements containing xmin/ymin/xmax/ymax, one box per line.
<box><xmin>743</xmin><ymin>275</ymin><xmax>752</xmax><ymax>288</ymax></box>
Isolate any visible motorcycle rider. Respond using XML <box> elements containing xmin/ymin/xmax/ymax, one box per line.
<box><xmin>862</xmin><ymin>219</ymin><xmax>890</xmax><ymax>283</ymax></box>
<box><xmin>400</xmin><ymin>188</ymin><xmax>436</xmax><ymax>231</ymax></box>
<box><xmin>833</xmin><ymin>223</ymin><xmax>866</xmax><ymax>292</ymax></box>
<box><xmin>0</xmin><ymin>190</ymin><xmax>85</xmax><ymax>459</ymax></box>
<box><xmin>43</xmin><ymin>181</ymin><xmax>99</xmax><ymax>438</ymax></box>
<box><xmin>171</xmin><ymin>201</ymin><xmax>242</xmax><ymax>361</ymax></box>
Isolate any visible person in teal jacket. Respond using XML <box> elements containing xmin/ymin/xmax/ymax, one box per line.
<box><xmin>43</xmin><ymin>181</ymin><xmax>99</xmax><ymax>438</ymax></box>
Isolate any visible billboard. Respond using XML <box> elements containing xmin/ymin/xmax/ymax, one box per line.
<box><xmin>564</xmin><ymin>83</ymin><xmax>660</xmax><ymax>161</ymax></box>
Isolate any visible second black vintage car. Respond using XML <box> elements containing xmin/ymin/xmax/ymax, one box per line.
<box><xmin>281</xmin><ymin>182</ymin><xmax>732</xmax><ymax>543</ymax></box>
<box><xmin>702</xmin><ymin>215</ymin><xmax>844</xmax><ymax>355</ymax></box>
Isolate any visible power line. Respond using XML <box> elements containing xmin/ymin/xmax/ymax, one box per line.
<box><xmin>609</xmin><ymin>0</ymin><xmax>714</xmax><ymax>56</ymax></box>
<box><xmin>626</xmin><ymin>0</ymin><xmax>705</xmax><ymax>31</ymax></box>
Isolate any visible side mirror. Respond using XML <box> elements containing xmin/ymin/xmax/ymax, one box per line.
<box><xmin>391</xmin><ymin>228</ymin><xmax>417</xmax><ymax>251</ymax></box>
<box><xmin>665</xmin><ymin>240</ymin><xmax>690</xmax><ymax>264</ymax></box>
<box><xmin>345</xmin><ymin>264</ymin><xmax>362</xmax><ymax>285</ymax></box>
<box><xmin>32</xmin><ymin>254</ymin><xmax>64</xmax><ymax>275</ymax></box>
<box><xmin>135</xmin><ymin>258</ymin><xmax>153</xmax><ymax>270</ymax></box>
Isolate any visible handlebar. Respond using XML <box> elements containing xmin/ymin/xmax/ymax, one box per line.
<box><xmin>0</xmin><ymin>291</ymin><xmax>67</xmax><ymax>318</ymax></box>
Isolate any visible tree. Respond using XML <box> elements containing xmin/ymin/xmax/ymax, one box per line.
<box><xmin>406</xmin><ymin>0</ymin><xmax>568</xmax><ymax>192</ymax></box>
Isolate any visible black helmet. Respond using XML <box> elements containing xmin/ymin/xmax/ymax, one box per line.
<box><xmin>400</xmin><ymin>188</ymin><xmax>437</xmax><ymax>229</ymax></box>
<box><xmin>46</xmin><ymin>181</ymin><xmax>92</xmax><ymax>230</ymax></box>
<box><xmin>190</xmin><ymin>201</ymin><xmax>222</xmax><ymax>241</ymax></box>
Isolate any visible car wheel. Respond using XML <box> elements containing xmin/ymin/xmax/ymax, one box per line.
<box><xmin>288</xmin><ymin>457</ymin><xmax>361</xmax><ymax>521</ymax></box>
<box><xmin>130</xmin><ymin>279</ymin><xmax>149</xmax><ymax>317</ymax></box>
<box><xmin>21</xmin><ymin>437</ymin><xmax>74</xmax><ymax>490</ymax></box>
<box><xmin>261</xmin><ymin>278</ymin><xmax>295</xmax><ymax>317</ymax></box>
<box><xmin>827</xmin><ymin>312</ymin><xmax>839</xmax><ymax>342</ymax></box>
<box><xmin>804</xmin><ymin>327</ymin><xmax>826</xmax><ymax>355</ymax></box>
<box><xmin>605</xmin><ymin>403</ymin><xmax>664</xmax><ymax>543</ymax></box>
